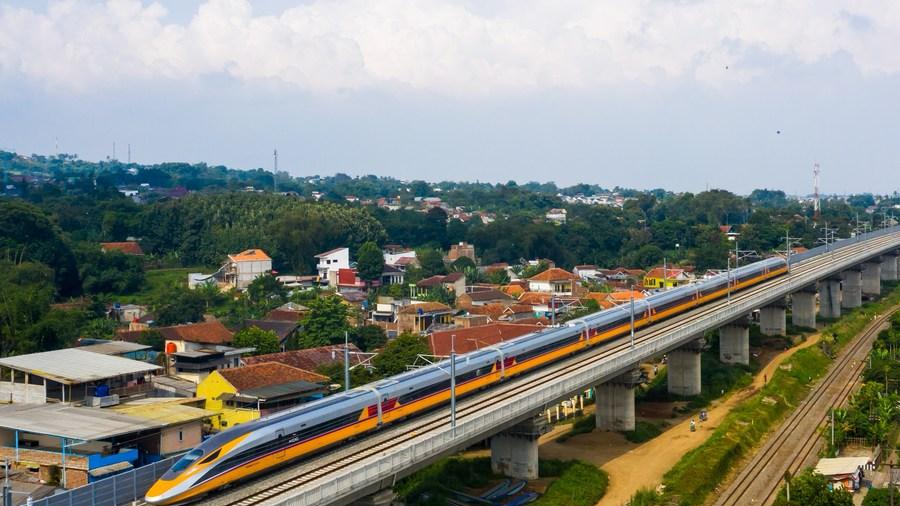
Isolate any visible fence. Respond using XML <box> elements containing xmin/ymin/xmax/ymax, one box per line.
<box><xmin>24</xmin><ymin>456</ymin><xmax>176</xmax><ymax>506</ymax></box>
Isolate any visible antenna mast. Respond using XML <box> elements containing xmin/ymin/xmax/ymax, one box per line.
<box><xmin>813</xmin><ymin>163</ymin><xmax>821</xmax><ymax>222</ymax></box>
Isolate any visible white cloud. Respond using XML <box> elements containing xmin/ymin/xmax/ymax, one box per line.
<box><xmin>1</xmin><ymin>0</ymin><xmax>899</xmax><ymax>97</ymax></box>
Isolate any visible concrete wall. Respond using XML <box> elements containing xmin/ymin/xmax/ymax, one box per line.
<box><xmin>719</xmin><ymin>324</ymin><xmax>750</xmax><ymax>365</ymax></box>
<box><xmin>490</xmin><ymin>434</ymin><xmax>539</xmax><ymax>480</ymax></box>
<box><xmin>791</xmin><ymin>291</ymin><xmax>817</xmax><ymax>329</ymax></box>
<box><xmin>0</xmin><ymin>382</ymin><xmax>46</xmax><ymax>403</ymax></box>
<box><xmin>667</xmin><ymin>349</ymin><xmax>701</xmax><ymax>396</ymax></box>
<box><xmin>160</xmin><ymin>421</ymin><xmax>203</xmax><ymax>455</ymax></box>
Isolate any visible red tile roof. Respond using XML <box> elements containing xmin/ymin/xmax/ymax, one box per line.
<box><xmin>242</xmin><ymin>344</ymin><xmax>364</xmax><ymax>372</ymax></box>
<box><xmin>100</xmin><ymin>242</ymin><xmax>144</xmax><ymax>255</ymax></box>
<box><xmin>218</xmin><ymin>362</ymin><xmax>328</xmax><ymax>391</ymax></box>
<box><xmin>158</xmin><ymin>321</ymin><xmax>233</xmax><ymax>345</ymax></box>
<box><xmin>644</xmin><ymin>267</ymin><xmax>686</xmax><ymax>280</ymax></box>
<box><xmin>428</xmin><ymin>323</ymin><xmax>544</xmax><ymax>356</ymax></box>
<box><xmin>528</xmin><ymin>268</ymin><xmax>580</xmax><ymax>282</ymax></box>
<box><xmin>443</xmin><ymin>272</ymin><xmax>465</xmax><ymax>283</ymax></box>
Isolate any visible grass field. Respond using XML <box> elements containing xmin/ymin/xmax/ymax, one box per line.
<box><xmin>104</xmin><ymin>267</ymin><xmax>211</xmax><ymax>305</ymax></box>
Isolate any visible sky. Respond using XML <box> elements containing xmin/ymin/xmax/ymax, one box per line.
<box><xmin>1</xmin><ymin>1</ymin><xmax>899</xmax><ymax>195</ymax></box>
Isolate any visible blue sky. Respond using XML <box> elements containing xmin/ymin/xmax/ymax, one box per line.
<box><xmin>1</xmin><ymin>0</ymin><xmax>898</xmax><ymax>195</ymax></box>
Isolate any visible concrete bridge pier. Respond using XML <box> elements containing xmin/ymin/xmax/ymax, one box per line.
<box><xmin>719</xmin><ymin>318</ymin><xmax>750</xmax><ymax>365</ymax></box>
<box><xmin>791</xmin><ymin>285</ymin><xmax>817</xmax><ymax>329</ymax></box>
<box><xmin>819</xmin><ymin>278</ymin><xmax>842</xmax><ymax>319</ymax></box>
<box><xmin>490</xmin><ymin>417</ymin><xmax>550</xmax><ymax>480</ymax></box>
<box><xmin>595</xmin><ymin>369</ymin><xmax>641</xmax><ymax>431</ymax></box>
<box><xmin>862</xmin><ymin>261</ymin><xmax>882</xmax><ymax>297</ymax></box>
<box><xmin>760</xmin><ymin>298</ymin><xmax>787</xmax><ymax>336</ymax></box>
<box><xmin>667</xmin><ymin>338</ymin><xmax>704</xmax><ymax>397</ymax></box>
<box><xmin>842</xmin><ymin>267</ymin><xmax>863</xmax><ymax>308</ymax></box>
<box><xmin>881</xmin><ymin>252</ymin><xmax>899</xmax><ymax>281</ymax></box>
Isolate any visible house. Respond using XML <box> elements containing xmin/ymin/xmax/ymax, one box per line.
<box><xmin>643</xmin><ymin>267</ymin><xmax>693</xmax><ymax>290</ymax></box>
<box><xmin>456</xmin><ymin>289</ymin><xmax>516</xmax><ymax>308</ymax></box>
<box><xmin>604</xmin><ymin>289</ymin><xmax>648</xmax><ymax>306</ymax></box>
<box><xmin>398</xmin><ymin>302</ymin><xmax>454</xmax><ymax>334</ymax></box>
<box><xmin>0</xmin><ymin>348</ymin><xmax>161</xmax><ymax>405</ymax></box>
<box><xmin>196</xmin><ymin>362</ymin><xmax>329</xmax><ymax>431</ymax></box>
<box><xmin>814</xmin><ymin>457</ymin><xmax>871</xmax><ymax>492</ymax></box>
<box><xmin>573</xmin><ymin>265</ymin><xmax>602</xmax><ymax>281</ymax></box>
<box><xmin>241</xmin><ymin>320</ymin><xmax>302</xmax><ymax>351</ymax></box>
<box><xmin>527</xmin><ymin>268</ymin><xmax>581</xmax><ymax>296</ymax></box>
<box><xmin>545</xmin><ymin>208</ymin><xmax>567</xmax><ymax>225</ymax></box>
<box><xmin>265</xmin><ymin>302</ymin><xmax>310</xmax><ymax>322</ymax></box>
<box><xmin>159</xmin><ymin>321</ymin><xmax>234</xmax><ymax>354</ymax></box>
<box><xmin>315</xmin><ymin>247</ymin><xmax>350</xmax><ymax>286</ymax></box>
<box><xmin>276</xmin><ymin>275</ymin><xmax>321</xmax><ymax>289</ymax></box>
<box><xmin>109</xmin><ymin>399</ymin><xmax>215</xmax><ymax>458</ymax></box>
<box><xmin>100</xmin><ymin>241</ymin><xmax>144</xmax><ymax>256</ymax></box>
<box><xmin>242</xmin><ymin>344</ymin><xmax>367</xmax><ymax>372</ymax></box>
<box><xmin>169</xmin><ymin>346</ymin><xmax>253</xmax><ymax>385</ymax></box>
<box><xmin>453</xmin><ymin>314</ymin><xmax>491</xmax><ymax>328</ymax></box>
<box><xmin>188</xmin><ymin>249</ymin><xmax>273</xmax><ymax>290</ymax></box>
<box><xmin>77</xmin><ymin>340</ymin><xmax>153</xmax><ymax>362</ymax></box>
<box><xmin>381</xmin><ymin>264</ymin><xmax>405</xmax><ymax>285</ymax></box>
<box><xmin>0</xmin><ymin>404</ymin><xmax>165</xmax><ymax>487</ymax></box>
<box><xmin>109</xmin><ymin>303</ymin><xmax>148</xmax><ymax>323</ymax></box>
<box><xmin>517</xmin><ymin>292</ymin><xmax>582</xmax><ymax>317</ymax></box>
<box><xmin>414</xmin><ymin>272</ymin><xmax>466</xmax><ymax>297</ymax></box>
<box><xmin>384</xmin><ymin>247</ymin><xmax>417</xmax><ymax>267</ymax></box>
<box><xmin>447</xmin><ymin>242</ymin><xmax>476</xmax><ymax>262</ymax></box>
<box><xmin>427</xmin><ymin>323</ymin><xmax>544</xmax><ymax>356</ymax></box>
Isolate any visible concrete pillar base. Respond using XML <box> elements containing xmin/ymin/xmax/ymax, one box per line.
<box><xmin>760</xmin><ymin>303</ymin><xmax>787</xmax><ymax>336</ymax></box>
<box><xmin>791</xmin><ymin>289</ymin><xmax>817</xmax><ymax>329</ymax></box>
<box><xmin>719</xmin><ymin>320</ymin><xmax>750</xmax><ymax>365</ymax></box>
<box><xmin>490</xmin><ymin>418</ymin><xmax>549</xmax><ymax>480</ymax></box>
<box><xmin>842</xmin><ymin>269</ymin><xmax>862</xmax><ymax>309</ymax></box>
<box><xmin>862</xmin><ymin>262</ymin><xmax>881</xmax><ymax>297</ymax></box>
<box><xmin>668</xmin><ymin>340</ymin><xmax>703</xmax><ymax>396</ymax></box>
<box><xmin>819</xmin><ymin>279</ymin><xmax>842</xmax><ymax>319</ymax></box>
<box><xmin>880</xmin><ymin>255</ymin><xmax>898</xmax><ymax>281</ymax></box>
<box><xmin>595</xmin><ymin>369</ymin><xmax>640</xmax><ymax>431</ymax></box>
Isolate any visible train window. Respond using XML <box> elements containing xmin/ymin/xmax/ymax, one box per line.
<box><xmin>171</xmin><ymin>449</ymin><xmax>203</xmax><ymax>472</ymax></box>
<box><xmin>199</xmin><ymin>449</ymin><xmax>221</xmax><ymax>465</ymax></box>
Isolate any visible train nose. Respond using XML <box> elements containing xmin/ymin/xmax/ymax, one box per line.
<box><xmin>145</xmin><ymin>479</ymin><xmax>175</xmax><ymax>505</ymax></box>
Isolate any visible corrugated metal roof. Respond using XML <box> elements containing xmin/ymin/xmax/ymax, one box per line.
<box><xmin>110</xmin><ymin>401</ymin><xmax>215</xmax><ymax>426</ymax></box>
<box><xmin>815</xmin><ymin>457</ymin><xmax>870</xmax><ymax>477</ymax></box>
<box><xmin>78</xmin><ymin>341</ymin><xmax>151</xmax><ymax>355</ymax></box>
<box><xmin>230</xmin><ymin>380</ymin><xmax>325</xmax><ymax>401</ymax></box>
<box><xmin>0</xmin><ymin>349</ymin><xmax>160</xmax><ymax>385</ymax></box>
<box><xmin>0</xmin><ymin>403</ymin><xmax>162</xmax><ymax>440</ymax></box>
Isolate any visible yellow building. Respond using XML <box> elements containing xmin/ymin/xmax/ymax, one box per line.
<box><xmin>643</xmin><ymin>267</ymin><xmax>692</xmax><ymax>290</ymax></box>
<box><xmin>196</xmin><ymin>362</ymin><xmax>329</xmax><ymax>431</ymax></box>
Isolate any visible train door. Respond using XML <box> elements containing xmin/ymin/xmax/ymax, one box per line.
<box><xmin>275</xmin><ymin>429</ymin><xmax>286</xmax><ymax>460</ymax></box>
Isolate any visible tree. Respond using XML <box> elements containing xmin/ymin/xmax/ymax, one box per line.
<box><xmin>153</xmin><ymin>286</ymin><xmax>207</xmax><ymax>326</ymax></box>
<box><xmin>0</xmin><ymin>261</ymin><xmax>55</xmax><ymax>355</ymax></box>
<box><xmin>356</xmin><ymin>241</ymin><xmax>385</xmax><ymax>284</ymax></box>
<box><xmin>486</xmin><ymin>269</ymin><xmax>510</xmax><ymax>285</ymax></box>
<box><xmin>353</xmin><ymin>325</ymin><xmax>387</xmax><ymax>351</ymax></box>
<box><xmin>233</xmin><ymin>326</ymin><xmax>281</xmax><ymax>355</ymax></box>
<box><xmin>246</xmin><ymin>274</ymin><xmax>287</xmax><ymax>305</ymax></box>
<box><xmin>76</xmin><ymin>246</ymin><xmax>145</xmax><ymax>295</ymax></box>
<box><xmin>300</xmin><ymin>296</ymin><xmax>350</xmax><ymax>348</ymax></box>
<box><xmin>450</xmin><ymin>256</ymin><xmax>476</xmax><ymax>272</ymax></box>
<box><xmin>373</xmin><ymin>333</ymin><xmax>430</xmax><ymax>376</ymax></box>
<box><xmin>773</xmin><ymin>469</ymin><xmax>852</xmax><ymax>506</ymax></box>
<box><xmin>418</xmin><ymin>248</ymin><xmax>447</xmax><ymax>277</ymax></box>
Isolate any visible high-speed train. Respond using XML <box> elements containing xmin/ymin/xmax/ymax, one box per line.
<box><xmin>146</xmin><ymin>257</ymin><xmax>787</xmax><ymax>504</ymax></box>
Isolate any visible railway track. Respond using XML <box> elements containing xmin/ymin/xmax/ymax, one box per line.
<box><xmin>156</xmin><ymin>233</ymin><xmax>899</xmax><ymax>506</ymax></box>
<box><xmin>712</xmin><ymin>304</ymin><xmax>898</xmax><ymax>506</ymax></box>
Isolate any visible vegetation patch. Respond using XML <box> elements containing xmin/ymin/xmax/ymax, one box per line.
<box><xmin>622</xmin><ymin>420</ymin><xmax>663</xmax><ymax>443</ymax></box>
<box><xmin>629</xmin><ymin>284</ymin><xmax>900</xmax><ymax>506</ymax></box>
<box><xmin>534</xmin><ymin>460</ymin><xmax>608</xmax><ymax>506</ymax></box>
<box><xmin>395</xmin><ymin>457</ymin><xmax>496</xmax><ymax>506</ymax></box>
<box><xmin>639</xmin><ymin>351</ymin><xmax>754</xmax><ymax>410</ymax></box>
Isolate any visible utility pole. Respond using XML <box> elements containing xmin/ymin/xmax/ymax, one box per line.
<box><xmin>663</xmin><ymin>257</ymin><xmax>668</xmax><ymax>291</ymax></box>
<box><xmin>273</xmin><ymin>148</ymin><xmax>278</xmax><ymax>194</ymax></box>
<box><xmin>344</xmin><ymin>331</ymin><xmax>350</xmax><ymax>392</ymax></box>
<box><xmin>450</xmin><ymin>334</ymin><xmax>457</xmax><ymax>436</ymax></box>
<box><xmin>629</xmin><ymin>290</ymin><xmax>635</xmax><ymax>348</ymax></box>
<box><xmin>727</xmin><ymin>257</ymin><xmax>732</xmax><ymax>304</ymax></box>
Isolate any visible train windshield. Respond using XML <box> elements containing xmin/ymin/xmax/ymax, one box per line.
<box><xmin>168</xmin><ymin>449</ymin><xmax>203</xmax><ymax>475</ymax></box>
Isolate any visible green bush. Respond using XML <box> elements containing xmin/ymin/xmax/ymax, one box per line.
<box><xmin>395</xmin><ymin>457</ymin><xmax>495</xmax><ymax>506</ymax></box>
<box><xmin>623</xmin><ymin>421</ymin><xmax>663</xmax><ymax>443</ymax></box>
<box><xmin>534</xmin><ymin>460</ymin><xmax>608</xmax><ymax>506</ymax></box>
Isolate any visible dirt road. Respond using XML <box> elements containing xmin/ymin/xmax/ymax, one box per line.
<box><xmin>538</xmin><ymin>333</ymin><xmax>823</xmax><ymax>506</ymax></box>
